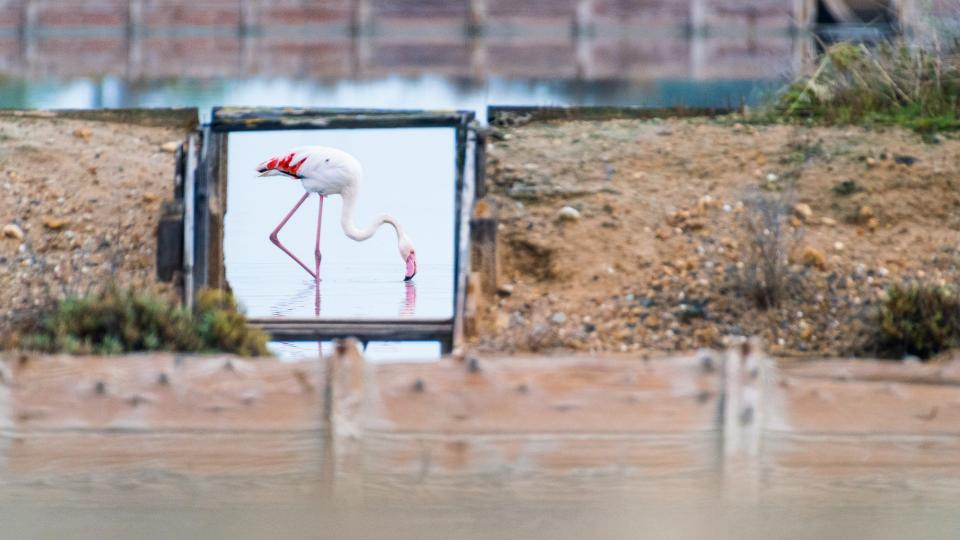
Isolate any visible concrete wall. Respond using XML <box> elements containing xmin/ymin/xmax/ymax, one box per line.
<box><xmin>0</xmin><ymin>0</ymin><xmax>806</xmax><ymax>80</ymax></box>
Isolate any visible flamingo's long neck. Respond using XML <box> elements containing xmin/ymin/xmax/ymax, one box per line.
<box><xmin>339</xmin><ymin>185</ymin><xmax>405</xmax><ymax>245</ymax></box>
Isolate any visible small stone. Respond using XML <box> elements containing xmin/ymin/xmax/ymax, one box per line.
<box><xmin>833</xmin><ymin>241</ymin><xmax>845</xmax><ymax>252</ymax></box>
<box><xmin>893</xmin><ymin>155</ymin><xmax>917</xmax><ymax>166</ymax></box>
<box><xmin>857</xmin><ymin>206</ymin><xmax>874</xmax><ymax>222</ymax></box>
<box><xmin>766</xmin><ymin>173</ymin><xmax>778</xmax><ymax>182</ymax></box>
<box><xmin>72</xmin><ymin>128</ymin><xmax>92</xmax><ymax>141</ymax></box>
<box><xmin>42</xmin><ymin>217</ymin><xmax>66</xmax><ymax>230</ymax></box>
<box><xmin>821</xmin><ymin>217</ymin><xmax>837</xmax><ymax>226</ymax></box>
<box><xmin>142</xmin><ymin>192</ymin><xmax>160</xmax><ymax>203</ymax></box>
<box><xmin>551</xmin><ymin>312</ymin><xmax>567</xmax><ymax>324</ymax></box>
<box><xmin>496</xmin><ymin>284</ymin><xmax>514</xmax><ymax>297</ymax></box>
<box><xmin>866</xmin><ymin>217</ymin><xmax>880</xmax><ymax>231</ymax></box>
<box><xmin>793</xmin><ymin>203</ymin><xmax>813</xmax><ymax>221</ymax></box>
<box><xmin>877</xmin><ymin>266</ymin><xmax>889</xmax><ymax>277</ymax></box>
<box><xmin>801</xmin><ymin>247</ymin><xmax>827</xmax><ymax>270</ymax></box>
<box><xmin>557</xmin><ymin>206</ymin><xmax>581</xmax><ymax>221</ymax></box>
<box><xmin>2</xmin><ymin>223</ymin><xmax>23</xmax><ymax>240</ymax></box>
<box><xmin>866</xmin><ymin>157</ymin><xmax>877</xmax><ymax>168</ymax></box>
<box><xmin>160</xmin><ymin>141</ymin><xmax>180</xmax><ymax>153</ymax></box>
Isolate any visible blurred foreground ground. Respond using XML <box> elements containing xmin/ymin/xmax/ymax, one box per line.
<box><xmin>2</xmin><ymin>344</ymin><xmax>960</xmax><ymax>539</ymax></box>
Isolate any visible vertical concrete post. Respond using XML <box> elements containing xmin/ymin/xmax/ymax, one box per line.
<box><xmin>793</xmin><ymin>0</ymin><xmax>815</xmax><ymax>29</ymax></box>
<box><xmin>574</xmin><ymin>0</ymin><xmax>593</xmax><ymax>36</ymax></box>
<box><xmin>689</xmin><ymin>0</ymin><xmax>707</xmax><ymax>80</ymax></box>
<box><xmin>20</xmin><ymin>0</ymin><xmax>37</xmax><ymax>69</ymax></box>
<box><xmin>723</xmin><ymin>337</ymin><xmax>763</xmax><ymax>459</ymax></box>
<box><xmin>722</xmin><ymin>337</ymin><xmax>765</xmax><ymax>502</ymax></box>
<box><xmin>689</xmin><ymin>0</ymin><xmax>707</xmax><ymax>33</ymax></box>
<box><xmin>240</xmin><ymin>0</ymin><xmax>258</xmax><ymax>35</ymax></box>
<box><xmin>328</xmin><ymin>338</ymin><xmax>365</xmax><ymax>439</ymax></box>
<box><xmin>350</xmin><ymin>0</ymin><xmax>371</xmax><ymax>77</ymax></box>
<box><xmin>468</xmin><ymin>0</ymin><xmax>486</xmax><ymax>36</ymax></box>
<box><xmin>127</xmin><ymin>0</ymin><xmax>143</xmax><ymax>79</ymax></box>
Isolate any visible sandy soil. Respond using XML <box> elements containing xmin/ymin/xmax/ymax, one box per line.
<box><xmin>473</xmin><ymin>118</ymin><xmax>960</xmax><ymax>357</ymax></box>
<box><xmin>0</xmin><ymin>114</ymin><xmax>187</xmax><ymax>340</ymax></box>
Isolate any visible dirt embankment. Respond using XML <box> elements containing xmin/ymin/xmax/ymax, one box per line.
<box><xmin>473</xmin><ymin>118</ymin><xmax>960</xmax><ymax>357</ymax></box>
<box><xmin>0</xmin><ymin>113</ymin><xmax>190</xmax><ymax>339</ymax></box>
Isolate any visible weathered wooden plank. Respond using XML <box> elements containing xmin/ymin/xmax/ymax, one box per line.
<box><xmin>357</xmin><ymin>432</ymin><xmax>718</xmax><ymax>478</ymax></box>
<box><xmin>469</xmin><ymin>216</ymin><xmax>497</xmax><ymax>295</ymax></box>
<box><xmin>211</xmin><ymin>106</ymin><xmax>473</xmax><ymax>132</ymax></box>
<box><xmin>765</xmin><ymin>374</ymin><xmax>960</xmax><ymax>436</ymax></box>
<box><xmin>1</xmin><ymin>431</ymin><xmax>328</xmax><ymax>478</ymax></box>
<box><xmin>488</xmin><ymin>105</ymin><xmax>735</xmax><ymax>126</ymax></box>
<box><xmin>206</xmin><ymin>131</ymin><xmax>229</xmax><ymax>289</ymax></box>
<box><xmin>155</xmin><ymin>199</ymin><xmax>183</xmax><ymax>283</ymax></box>
<box><xmin>250</xmin><ymin>318</ymin><xmax>454</xmax><ymax>343</ymax></box>
<box><xmin>0</xmin><ymin>354</ymin><xmax>326</xmax><ymax>432</ymax></box>
<box><xmin>0</xmin><ymin>108</ymin><xmax>199</xmax><ymax>129</ymax></box>
<box><xmin>352</xmin><ymin>352</ymin><xmax>723</xmax><ymax>434</ymax></box>
<box><xmin>762</xmin><ymin>434</ymin><xmax>960</xmax><ymax>468</ymax></box>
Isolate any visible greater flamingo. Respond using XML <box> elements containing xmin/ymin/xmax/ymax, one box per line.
<box><xmin>256</xmin><ymin>146</ymin><xmax>417</xmax><ymax>281</ymax></box>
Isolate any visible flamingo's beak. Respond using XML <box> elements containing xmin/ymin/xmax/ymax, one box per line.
<box><xmin>404</xmin><ymin>252</ymin><xmax>417</xmax><ymax>281</ymax></box>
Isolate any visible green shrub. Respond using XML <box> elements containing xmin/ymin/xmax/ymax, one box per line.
<box><xmin>774</xmin><ymin>40</ymin><xmax>960</xmax><ymax>133</ymax></box>
<box><xmin>22</xmin><ymin>287</ymin><xmax>270</xmax><ymax>357</ymax></box>
<box><xmin>876</xmin><ymin>284</ymin><xmax>960</xmax><ymax>359</ymax></box>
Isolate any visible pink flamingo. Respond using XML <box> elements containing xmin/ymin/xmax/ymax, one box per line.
<box><xmin>256</xmin><ymin>146</ymin><xmax>417</xmax><ymax>281</ymax></box>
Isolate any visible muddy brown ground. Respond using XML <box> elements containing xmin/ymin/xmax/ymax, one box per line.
<box><xmin>473</xmin><ymin>118</ymin><xmax>960</xmax><ymax>357</ymax></box>
<box><xmin>0</xmin><ymin>113</ymin><xmax>188</xmax><ymax>341</ymax></box>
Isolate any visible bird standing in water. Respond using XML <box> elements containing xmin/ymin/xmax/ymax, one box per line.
<box><xmin>256</xmin><ymin>146</ymin><xmax>417</xmax><ymax>281</ymax></box>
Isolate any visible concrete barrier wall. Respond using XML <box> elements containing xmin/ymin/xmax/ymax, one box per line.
<box><xmin>0</xmin><ymin>0</ymin><xmax>809</xmax><ymax>80</ymax></box>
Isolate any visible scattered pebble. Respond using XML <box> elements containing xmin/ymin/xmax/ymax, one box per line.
<box><xmin>557</xmin><ymin>206</ymin><xmax>581</xmax><ymax>221</ymax></box>
<box><xmin>42</xmin><ymin>217</ymin><xmax>66</xmax><ymax>230</ymax></box>
<box><xmin>2</xmin><ymin>223</ymin><xmax>23</xmax><ymax>240</ymax></box>
<box><xmin>72</xmin><ymin>128</ymin><xmax>92</xmax><ymax>141</ymax></box>
<box><xmin>551</xmin><ymin>312</ymin><xmax>567</xmax><ymax>324</ymax></box>
<box><xmin>160</xmin><ymin>141</ymin><xmax>181</xmax><ymax>153</ymax></box>
<box><xmin>801</xmin><ymin>247</ymin><xmax>827</xmax><ymax>270</ymax></box>
<box><xmin>793</xmin><ymin>203</ymin><xmax>813</xmax><ymax>221</ymax></box>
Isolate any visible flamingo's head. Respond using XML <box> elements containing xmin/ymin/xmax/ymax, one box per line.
<box><xmin>255</xmin><ymin>161</ymin><xmax>281</xmax><ymax>177</ymax></box>
<box><xmin>399</xmin><ymin>237</ymin><xmax>417</xmax><ymax>281</ymax></box>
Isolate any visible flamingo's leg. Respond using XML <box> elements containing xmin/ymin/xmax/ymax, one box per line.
<box><xmin>315</xmin><ymin>195</ymin><xmax>324</xmax><ymax>277</ymax></box>
<box><xmin>269</xmin><ymin>192</ymin><xmax>316</xmax><ymax>279</ymax></box>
